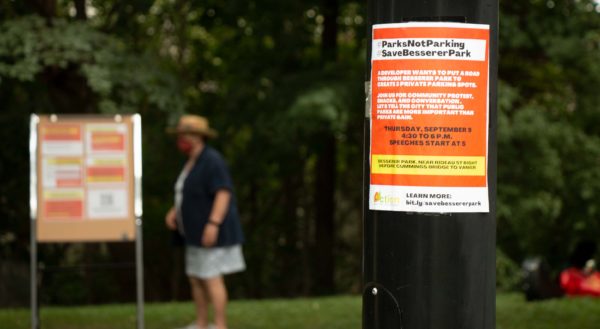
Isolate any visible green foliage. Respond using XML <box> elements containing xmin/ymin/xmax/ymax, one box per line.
<box><xmin>0</xmin><ymin>16</ymin><xmax>102</xmax><ymax>79</ymax></box>
<box><xmin>0</xmin><ymin>15</ymin><xmax>186</xmax><ymax>114</ymax></box>
<box><xmin>497</xmin><ymin>0</ymin><xmax>600</xmax><ymax>267</ymax></box>
<box><xmin>496</xmin><ymin>248</ymin><xmax>522</xmax><ymax>291</ymax></box>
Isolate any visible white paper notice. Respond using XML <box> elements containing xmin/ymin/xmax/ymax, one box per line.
<box><xmin>42</xmin><ymin>157</ymin><xmax>83</xmax><ymax>188</ymax></box>
<box><xmin>87</xmin><ymin>188</ymin><xmax>128</xmax><ymax>219</ymax></box>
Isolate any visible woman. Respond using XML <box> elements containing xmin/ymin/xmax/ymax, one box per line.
<box><xmin>165</xmin><ymin>114</ymin><xmax>245</xmax><ymax>329</ymax></box>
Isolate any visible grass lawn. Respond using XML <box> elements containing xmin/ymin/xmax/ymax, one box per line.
<box><xmin>1</xmin><ymin>293</ymin><xmax>599</xmax><ymax>329</ymax></box>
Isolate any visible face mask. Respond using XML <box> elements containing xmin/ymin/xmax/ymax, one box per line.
<box><xmin>176</xmin><ymin>137</ymin><xmax>193</xmax><ymax>155</ymax></box>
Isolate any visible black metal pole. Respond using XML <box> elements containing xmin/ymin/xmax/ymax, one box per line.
<box><xmin>363</xmin><ymin>1</ymin><xmax>498</xmax><ymax>329</ymax></box>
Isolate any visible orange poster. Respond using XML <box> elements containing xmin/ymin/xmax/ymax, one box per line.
<box><xmin>369</xmin><ymin>22</ymin><xmax>490</xmax><ymax>213</ymax></box>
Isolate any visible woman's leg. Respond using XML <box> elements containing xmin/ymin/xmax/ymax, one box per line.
<box><xmin>204</xmin><ymin>275</ymin><xmax>228</xmax><ymax>329</ymax></box>
<box><xmin>189</xmin><ymin>276</ymin><xmax>210</xmax><ymax>328</ymax></box>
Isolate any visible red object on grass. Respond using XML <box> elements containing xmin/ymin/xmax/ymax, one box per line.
<box><xmin>560</xmin><ymin>267</ymin><xmax>600</xmax><ymax>297</ymax></box>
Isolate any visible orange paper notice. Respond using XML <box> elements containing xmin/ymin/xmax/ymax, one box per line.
<box><xmin>91</xmin><ymin>131</ymin><xmax>125</xmax><ymax>152</ymax></box>
<box><xmin>43</xmin><ymin>189</ymin><xmax>84</xmax><ymax>220</ymax></box>
<box><xmin>369</xmin><ymin>22</ymin><xmax>490</xmax><ymax>213</ymax></box>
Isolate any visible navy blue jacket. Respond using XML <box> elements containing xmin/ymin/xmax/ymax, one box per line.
<box><xmin>180</xmin><ymin>146</ymin><xmax>244</xmax><ymax>247</ymax></box>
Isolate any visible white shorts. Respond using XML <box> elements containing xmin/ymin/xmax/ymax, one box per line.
<box><xmin>185</xmin><ymin>244</ymin><xmax>246</xmax><ymax>279</ymax></box>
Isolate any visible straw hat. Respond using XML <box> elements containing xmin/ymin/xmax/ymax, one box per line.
<box><xmin>166</xmin><ymin>114</ymin><xmax>218</xmax><ymax>138</ymax></box>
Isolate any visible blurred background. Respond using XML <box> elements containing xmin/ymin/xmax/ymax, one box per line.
<box><xmin>1</xmin><ymin>0</ymin><xmax>600</xmax><ymax>307</ymax></box>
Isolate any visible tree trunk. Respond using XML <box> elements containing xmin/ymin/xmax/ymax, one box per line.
<box><xmin>321</xmin><ymin>0</ymin><xmax>339</xmax><ymax>62</ymax></box>
<box><xmin>281</xmin><ymin>174</ymin><xmax>300</xmax><ymax>296</ymax></box>
<box><xmin>313</xmin><ymin>133</ymin><xmax>336</xmax><ymax>294</ymax></box>
<box><xmin>312</xmin><ymin>0</ymin><xmax>339</xmax><ymax>296</ymax></box>
<box><xmin>74</xmin><ymin>0</ymin><xmax>87</xmax><ymax>20</ymax></box>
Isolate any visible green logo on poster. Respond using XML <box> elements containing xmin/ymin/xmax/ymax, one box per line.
<box><xmin>374</xmin><ymin>191</ymin><xmax>401</xmax><ymax>205</ymax></box>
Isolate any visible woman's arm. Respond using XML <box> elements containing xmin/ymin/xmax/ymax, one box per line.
<box><xmin>202</xmin><ymin>189</ymin><xmax>231</xmax><ymax>247</ymax></box>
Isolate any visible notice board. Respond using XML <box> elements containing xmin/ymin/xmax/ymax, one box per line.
<box><xmin>32</xmin><ymin>115</ymin><xmax>139</xmax><ymax>242</ymax></box>
<box><xmin>369</xmin><ymin>22</ymin><xmax>490</xmax><ymax>213</ymax></box>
